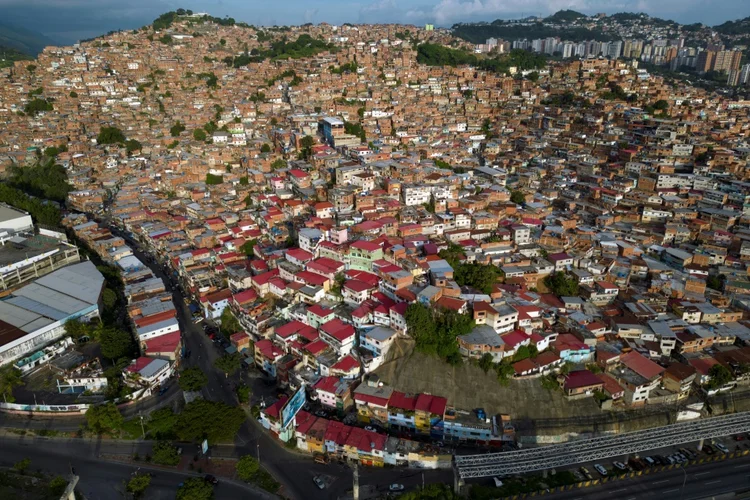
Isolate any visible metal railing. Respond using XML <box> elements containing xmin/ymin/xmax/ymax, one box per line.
<box><xmin>456</xmin><ymin>411</ymin><xmax>750</xmax><ymax>478</ymax></box>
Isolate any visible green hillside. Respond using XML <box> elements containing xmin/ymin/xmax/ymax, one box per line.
<box><xmin>0</xmin><ymin>21</ymin><xmax>58</xmax><ymax>56</ymax></box>
<box><xmin>0</xmin><ymin>44</ymin><xmax>33</xmax><ymax>69</ymax></box>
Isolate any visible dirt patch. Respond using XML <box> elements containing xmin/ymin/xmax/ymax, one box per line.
<box><xmin>375</xmin><ymin>338</ymin><xmax>601</xmax><ymax>421</ymax></box>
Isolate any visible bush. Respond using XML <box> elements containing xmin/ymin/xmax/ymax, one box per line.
<box><xmin>151</xmin><ymin>441</ymin><xmax>180</xmax><ymax>466</ymax></box>
<box><xmin>48</xmin><ymin>475</ymin><xmax>68</xmax><ymax>496</ymax></box>
<box><xmin>97</xmin><ymin>126</ymin><xmax>125</xmax><ymax>144</ymax></box>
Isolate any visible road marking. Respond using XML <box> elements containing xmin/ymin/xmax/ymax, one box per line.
<box><xmin>705</xmin><ymin>480</ymin><xmax>722</xmax><ymax>485</ymax></box>
<box><xmin>611</xmin><ymin>488</ymin><xmax>627</xmax><ymax>493</ymax></box>
<box><xmin>735</xmin><ymin>464</ymin><xmax>750</xmax><ymax>468</ymax></box>
<box><xmin>663</xmin><ymin>489</ymin><xmax>680</xmax><ymax>494</ymax></box>
<box><xmin>652</xmin><ymin>479</ymin><xmax>669</xmax><ymax>485</ymax></box>
<box><xmin>694</xmin><ymin>471</ymin><xmax>711</xmax><ymax>476</ymax></box>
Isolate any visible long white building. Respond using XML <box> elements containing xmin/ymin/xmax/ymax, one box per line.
<box><xmin>0</xmin><ymin>261</ymin><xmax>104</xmax><ymax>366</ymax></box>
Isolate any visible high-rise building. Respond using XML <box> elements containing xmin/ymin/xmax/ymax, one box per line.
<box><xmin>713</xmin><ymin>49</ymin><xmax>742</xmax><ymax>74</ymax></box>
<box><xmin>696</xmin><ymin>50</ymin><xmax>716</xmax><ymax>73</ymax></box>
<box><xmin>740</xmin><ymin>64</ymin><xmax>750</xmax><ymax>86</ymax></box>
<box><xmin>607</xmin><ymin>40</ymin><xmax>622</xmax><ymax>59</ymax></box>
<box><xmin>622</xmin><ymin>39</ymin><xmax>633</xmax><ymax>59</ymax></box>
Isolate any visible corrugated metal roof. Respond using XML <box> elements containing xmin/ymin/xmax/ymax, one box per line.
<box><xmin>4</xmin><ymin>296</ymin><xmax>69</xmax><ymax>321</ymax></box>
<box><xmin>0</xmin><ymin>301</ymin><xmax>43</xmax><ymax>328</ymax></box>
<box><xmin>33</xmin><ymin>261</ymin><xmax>104</xmax><ymax>305</ymax></box>
<box><xmin>14</xmin><ymin>283</ymin><xmax>90</xmax><ymax>314</ymax></box>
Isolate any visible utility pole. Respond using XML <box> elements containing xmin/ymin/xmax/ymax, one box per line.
<box><xmin>353</xmin><ymin>461</ymin><xmax>359</xmax><ymax>500</ymax></box>
<box><xmin>257</xmin><ymin>443</ymin><xmax>260</xmax><ymax>465</ymax></box>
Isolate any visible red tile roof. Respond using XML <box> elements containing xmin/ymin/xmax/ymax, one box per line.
<box><xmin>564</xmin><ymin>370</ymin><xmax>604</xmax><ymax>390</ymax></box>
<box><xmin>620</xmin><ymin>350</ymin><xmax>665</xmax><ymax>380</ymax></box>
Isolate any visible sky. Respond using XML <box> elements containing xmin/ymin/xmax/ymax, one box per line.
<box><xmin>1</xmin><ymin>0</ymin><xmax>749</xmax><ymax>45</ymax></box>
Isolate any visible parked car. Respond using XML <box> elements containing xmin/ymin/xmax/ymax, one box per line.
<box><xmin>572</xmin><ymin>470</ymin><xmax>585</xmax><ymax>482</ymax></box>
<box><xmin>736</xmin><ymin>435</ymin><xmax>746</xmax><ymax>441</ymax></box>
<box><xmin>364</xmin><ymin>426</ymin><xmax>376</xmax><ymax>432</ymax></box>
<box><xmin>613</xmin><ymin>461</ymin><xmax>627</xmax><ymax>471</ymax></box>
<box><xmin>313</xmin><ymin>454</ymin><xmax>329</xmax><ymax>465</ymax></box>
<box><xmin>579</xmin><ymin>467</ymin><xmax>593</xmax><ymax>480</ymax></box>
<box><xmin>643</xmin><ymin>457</ymin><xmax>655</xmax><ymax>467</ymax></box>
<box><xmin>715</xmin><ymin>443</ymin><xmax>730</xmax><ymax>454</ymax></box>
<box><xmin>628</xmin><ymin>458</ymin><xmax>644</xmax><ymax>471</ymax></box>
<box><xmin>204</xmin><ymin>475</ymin><xmax>218</xmax><ymax>485</ymax></box>
<box><xmin>389</xmin><ymin>484</ymin><xmax>405</xmax><ymax>492</ymax></box>
<box><xmin>313</xmin><ymin>476</ymin><xmax>326</xmax><ymax>489</ymax></box>
<box><xmin>158</xmin><ymin>385</ymin><xmax>170</xmax><ymax>396</ymax></box>
<box><xmin>594</xmin><ymin>464</ymin><xmax>607</xmax><ymax>476</ymax></box>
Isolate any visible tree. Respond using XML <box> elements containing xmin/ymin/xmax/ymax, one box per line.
<box><xmin>170</xmin><ymin>121</ymin><xmax>186</xmax><ymax>137</ymax></box>
<box><xmin>102</xmin><ymin>287</ymin><xmax>118</xmax><ymax>312</ymax></box>
<box><xmin>151</xmin><ymin>441</ymin><xmax>180</xmax><ymax>465</ymax></box>
<box><xmin>193</xmin><ymin>128</ymin><xmax>207</xmax><ymax>141</ymax></box>
<box><xmin>97</xmin><ymin>126</ymin><xmax>125</xmax><ymax>144</ymax></box>
<box><xmin>205</xmin><ymin>173</ymin><xmax>223</xmax><ymax>185</ymax></box>
<box><xmin>510</xmin><ymin>190</ymin><xmax>526</xmax><ymax>205</ymax></box>
<box><xmin>220</xmin><ymin>307</ymin><xmax>242</xmax><ymax>337</ymax></box>
<box><xmin>544</xmin><ymin>271</ymin><xmax>580</xmax><ymax>297</ymax></box>
<box><xmin>214</xmin><ymin>353</ymin><xmax>242</xmax><ymax>378</ymax></box>
<box><xmin>220</xmin><ymin>38</ymin><xmax>226</xmax><ymax>46</ymax></box>
<box><xmin>496</xmin><ymin>362</ymin><xmax>515</xmax><ymax>385</ymax></box>
<box><xmin>175</xmin><ymin>400</ymin><xmax>246</xmax><ymax>443</ymax></box>
<box><xmin>299</xmin><ymin>135</ymin><xmax>315</xmax><ymax>158</ymax></box>
<box><xmin>49</xmin><ymin>475</ymin><xmax>68</xmax><ymax>496</ymax></box>
<box><xmin>0</xmin><ymin>365</ymin><xmax>24</xmax><ymax>403</ymax></box>
<box><xmin>400</xmin><ymin>483</ymin><xmax>459</xmax><ymax>500</ymax></box>
<box><xmin>86</xmin><ymin>402</ymin><xmax>123</xmax><ymax>434</ymax></box>
<box><xmin>527</xmin><ymin>71</ymin><xmax>540</xmax><ymax>82</ymax></box>
<box><xmin>260</xmin><ymin>143</ymin><xmax>271</xmax><ymax>153</ymax></box>
<box><xmin>127</xmin><ymin>473</ymin><xmax>151</xmax><ymax>498</ymax></box>
<box><xmin>64</xmin><ymin>318</ymin><xmax>91</xmax><ymax>341</ymax></box>
<box><xmin>23</xmin><ymin>98</ymin><xmax>53</xmax><ymax>116</ymax></box>
<box><xmin>125</xmin><ymin>139</ymin><xmax>142</xmax><ymax>153</ymax></box>
<box><xmin>236</xmin><ymin>455</ymin><xmax>260</xmax><ymax>481</ymax></box>
<box><xmin>240</xmin><ymin>239</ymin><xmax>257</xmax><ymax>256</ymax></box>
<box><xmin>176</xmin><ymin>477</ymin><xmax>214</xmax><ymax>500</ymax></box>
<box><xmin>237</xmin><ymin>384</ymin><xmax>251</xmax><ymax>403</ymax></box>
<box><xmin>178</xmin><ymin>367</ymin><xmax>208</xmax><ymax>392</ymax></box>
<box><xmin>13</xmin><ymin>458</ymin><xmax>30</xmax><ymax>474</ymax></box>
<box><xmin>514</xmin><ymin>345</ymin><xmax>531</xmax><ymax>362</ymax></box>
<box><xmin>706</xmin><ymin>274</ymin><xmax>726</xmax><ymax>291</ymax></box>
<box><xmin>452</xmin><ymin>261</ymin><xmax>502</xmax><ymax>294</ymax></box>
<box><xmin>69</xmin><ymin>90</ymin><xmax>78</xmax><ymax>98</ymax></box>
<box><xmin>99</xmin><ymin>327</ymin><xmax>134</xmax><ymax>360</ymax></box>
<box><xmin>707</xmin><ymin>364</ymin><xmax>733</xmax><ymax>389</ymax></box>
<box><xmin>478</xmin><ymin>353</ymin><xmax>494</xmax><ymax>374</ymax></box>
<box><xmin>271</xmin><ymin>158</ymin><xmax>286</xmax><ymax>170</ymax></box>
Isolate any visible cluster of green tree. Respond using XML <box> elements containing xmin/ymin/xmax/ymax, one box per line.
<box><xmin>400</xmin><ymin>483</ymin><xmax>460</xmax><ymax>500</ymax></box>
<box><xmin>174</xmin><ymin>399</ymin><xmax>246</xmax><ymax>443</ymax></box>
<box><xmin>127</xmin><ymin>472</ymin><xmax>152</xmax><ymax>498</ymax></box>
<box><xmin>249</xmin><ymin>91</ymin><xmax>266</xmax><ymax>103</ymax></box>
<box><xmin>43</xmin><ymin>144</ymin><xmax>67</xmax><ymax>157</ymax></box>
<box><xmin>470</xmin><ymin>469</ymin><xmax>578</xmax><ymax>499</ymax></box>
<box><xmin>451</xmin><ymin>22</ymin><xmax>616</xmax><ymax>45</ymax></box>
<box><xmin>298</xmin><ymin>135</ymin><xmax>315</xmax><ymax>159</ymax></box>
<box><xmin>64</xmin><ymin>319</ymin><xmax>137</xmax><ymax>361</ymax></box>
<box><xmin>214</xmin><ymin>352</ymin><xmax>243</xmax><ymax>377</ymax></box>
<box><xmin>266</xmin><ymin>69</ymin><xmax>297</xmax><ymax>86</ymax></box>
<box><xmin>541</xmin><ymin>91</ymin><xmax>590</xmax><ymax>108</ymax></box>
<box><xmin>706</xmin><ymin>363</ymin><xmax>734</xmax><ymax>390</ymax></box>
<box><xmin>330</xmin><ymin>61</ymin><xmax>358</xmax><ymax>74</ymax></box>
<box><xmin>178</xmin><ymin>366</ymin><xmax>208</xmax><ymax>392</ymax></box>
<box><xmin>23</xmin><ymin>98</ymin><xmax>53</xmax><ymax>116</ymax></box>
<box><xmin>438</xmin><ymin>243</ymin><xmax>502</xmax><ymax>294</ymax></box>
<box><xmin>205</xmin><ymin>173</ymin><xmax>223</xmax><ymax>185</ymax></box>
<box><xmin>510</xmin><ymin>190</ymin><xmax>526</xmax><ymax>205</ymax></box>
<box><xmin>344</xmin><ymin>120</ymin><xmax>366</xmax><ymax>142</ymax></box>
<box><xmin>97</xmin><ymin>126</ymin><xmax>126</xmax><ymax>144</ymax></box>
<box><xmin>416</xmin><ymin>44</ymin><xmax>546</xmax><ymax>75</ymax></box>
<box><xmin>405</xmin><ymin>303</ymin><xmax>474</xmax><ymax>365</ymax></box>
<box><xmin>176</xmin><ymin>478</ymin><xmax>214</xmax><ymax>499</ymax></box>
<box><xmin>219</xmin><ymin>307</ymin><xmax>242</xmax><ymax>337</ymax></box>
<box><xmin>0</xmin><ymin>44</ymin><xmax>33</xmax><ymax>69</ymax></box>
<box><xmin>170</xmin><ymin>121</ymin><xmax>186</xmax><ymax>137</ymax></box>
<box><xmin>0</xmin><ymin>184</ymin><xmax>62</xmax><ymax>226</ymax></box>
<box><xmin>544</xmin><ymin>271</ymin><xmax>580</xmax><ymax>297</ymax></box>
<box><xmin>7</xmin><ymin>162</ymin><xmax>71</xmax><ymax>203</ymax></box>
<box><xmin>600</xmin><ymin>82</ymin><xmax>633</xmax><ymax>101</ymax></box>
<box><xmin>0</xmin><ymin>365</ymin><xmax>23</xmax><ymax>402</ymax></box>
<box><xmin>224</xmin><ymin>34</ymin><xmax>334</xmax><ymax>67</ymax></box>
<box><xmin>196</xmin><ymin>72</ymin><xmax>218</xmax><ymax>88</ymax></box>
<box><xmin>706</xmin><ymin>274</ymin><xmax>726</xmax><ymax>291</ymax></box>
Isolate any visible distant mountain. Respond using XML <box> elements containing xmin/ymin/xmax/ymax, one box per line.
<box><xmin>0</xmin><ymin>21</ymin><xmax>58</xmax><ymax>56</ymax></box>
<box><xmin>714</xmin><ymin>16</ymin><xmax>750</xmax><ymax>35</ymax></box>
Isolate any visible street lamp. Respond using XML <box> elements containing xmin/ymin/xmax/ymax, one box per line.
<box><xmin>138</xmin><ymin>412</ymin><xmax>145</xmax><ymax>440</ymax></box>
<box><xmin>257</xmin><ymin>443</ymin><xmax>261</xmax><ymax>465</ymax></box>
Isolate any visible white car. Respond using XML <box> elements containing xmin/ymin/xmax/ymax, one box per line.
<box><xmin>313</xmin><ymin>476</ymin><xmax>326</xmax><ymax>490</ymax></box>
<box><xmin>594</xmin><ymin>464</ymin><xmax>607</xmax><ymax>476</ymax></box>
<box><xmin>613</xmin><ymin>461</ymin><xmax>627</xmax><ymax>471</ymax></box>
<box><xmin>715</xmin><ymin>443</ymin><xmax>729</xmax><ymax>454</ymax></box>
<box><xmin>389</xmin><ymin>484</ymin><xmax>405</xmax><ymax>492</ymax></box>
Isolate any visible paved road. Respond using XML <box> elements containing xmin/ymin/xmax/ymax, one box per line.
<box><xmin>0</xmin><ymin>435</ymin><xmax>265</xmax><ymax>500</ymax></box>
<box><xmin>540</xmin><ymin>453</ymin><xmax>750</xmax><ymax>500</ymax></box>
